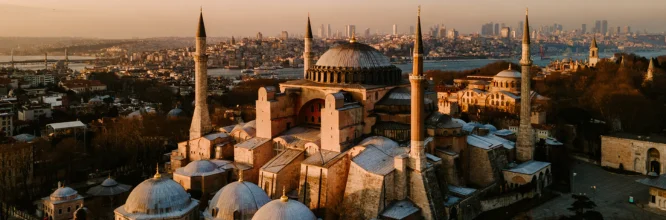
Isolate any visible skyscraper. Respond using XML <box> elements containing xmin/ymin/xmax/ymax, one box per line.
<box><xmin>191</xmin><ymin>10</ymin><xmax>212</xmax><ymax>140</ymax></box>
<box><xmin>517</xmin><ymin>8</ymin><xmax>533</xmax><ymax>162</ymax></box>
<box><xmin>345</xmin><ymin>25</ymin><xmax>356</xmax><ymax>38</ymax></box>
<box><xmin>327</xmin><ymin>24</ymin><xmax>331</xmax><ymax>38</ymax></box>
<box><xmin>281</xmin><ymin>31</ymin><xmax>289</xmax><ymax>40</ymax></box>
<box><xmin>364</xmin><ymin>28</ymin><xmax>371</xmax><ymax>38</ymax></box>
<box><xmin>494</xmin><ymin>23</ymin><xmax>500</xmax><ymax>35</ymax></box>
<box><xmin>602</xmin><ymin>20</ymin><xmax>608</xmax><ymax>35</ymax></box>
<box><xmin>256</xmin><ymin>32</ymin><xmax>263</xmax><ymax>40</ymax></box>
<box><xmin>392</xmin><ymin>24</ymin><xmax>398</xmax><ymax>35</ymax></box>
<box><xmin>581</xmin><ymin>24</ymin><xmax>587</xmax><ymax>34</ymax></box>
<box><xmin>318</xmin><ymin>24</ymin><xmax>324</xmax><ymax>38</ymax></box>
<box><xmin>409</xmin><ymin>25</ymin><xmax>415</xmax><ymax>35</ymax></box>
<box><xmin>594</xmin><ymin>20</ymin><xmax>601</xmax><ymax>33</ymax></box>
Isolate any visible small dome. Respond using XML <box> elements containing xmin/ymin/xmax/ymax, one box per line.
<box><xmin>100</xmin><ymin>177</ymin><xmax>118</xmax><ymax>187</ymax></box>
<box><xmin>207</xmin><ymin>181</ymin><xmax>271</xmax><ymax>219</ymax></box>
<box><xmin>495</xmin><ymin>69</ymin><xmax>521</xmax><ymax>78</ymax></box>
<box><xmin>183</xmin><ymin>160</ymin><xmax>217</xmax><ymax>174</ymax></box>
<box><xmin>316</xmin><ymin>42</ymin><xmax>391</xmax><ymax>68</ymax></box>
<box><xmin>167</xmin><ymin>108</ymin><xmax>185</xmax><ymax>119</ymax></box>
<box><xmin>50</xmin><ymin>186</ymin><xmax>78</xmax><ymax>201</ymax></box>
<box><xmin>252</xmin><ymin>197</ymin><xmax>316</xmax><ymax>220</ymax></box>
<box><xmin>123</xmin><ymin>176</ymin><xmax>192</xmax><ymax>215</ymax></box>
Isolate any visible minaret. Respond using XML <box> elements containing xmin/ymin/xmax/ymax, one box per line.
<box><xmin>589</xmin><ymin>36</ymin><xmax>599</xmax><ymax>67</ymax></box>
<box><xmin>517</xmin><ymin>8</ymin><xmax>534</xmax><ymax>162</ymax></box>
<box><xmin>410</xmin><ymin>6</ymin><xmax>426</xmax><ymax>171</ymax></box>
<box><xmin>10</xmin><ymin>49</ymin><xmax>14</xmax><ymax>69</ymax></box>
<box><xmin>303</xmin><ymin>14</ymin><xmax>313</xmax><ymax>78</ymax></box>
<box><xmin>645</xmin><ymin>58</ymin><xmax>655</xmax><ymax>83</ymax></box>
<box><xmin>65</xmin><ymin>48</ymin><xmax>69</xmax><ymax>69</ymax></box>
<box><xmin>190</xmin><ymin>9</ymin><xmax>213</xmax><ymax>140</ymax></box>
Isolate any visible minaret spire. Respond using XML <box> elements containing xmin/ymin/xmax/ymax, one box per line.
<box><xmin>409</xmin><ymin>5</ymin><xmax>426</xmax><ymax>171</ymax></box>
<box><xmin>303</xmin><ymin>14</ymin><xmax>314</xmax><ymax>78</ymax></box>
<box><xmin>197</xmin><ymin>9</ymin><xmax>206</xmax><ymax>37</ymax></box>
<box><xmin>190</xmin><ymin>9</ymin><xmax>213</xmax><ymax>140</ymax></box>
<box><xmin>517</xmin><ymin>7</ymin><xmax>534</xmax><ymax>162</ymax></box>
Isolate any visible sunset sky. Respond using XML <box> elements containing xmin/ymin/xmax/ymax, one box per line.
<box><xmin>1</xmin><ymin>0</ymin><xmax>664</xmax><ymax>39</ymax></box>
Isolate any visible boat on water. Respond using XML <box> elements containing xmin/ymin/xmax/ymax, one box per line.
<box><xmin>225</xmin><ymin>65</ymin><xmax>241</xmax><ymax>69</ymax></box>
<box><xmin>254</xmin><ymin>65</ymin><xmax>277</xmax><ymax>70</ymax></box>
<box><xmin>241</xmin><ymin>69</ymin><xmax>254</xmax><ymax>74</ymax></box>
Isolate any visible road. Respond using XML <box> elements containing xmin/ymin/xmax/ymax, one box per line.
<box><xmin>530</xmin><ymin>161</ymin><xmax>666</xmax><ymax>220</ymax></box>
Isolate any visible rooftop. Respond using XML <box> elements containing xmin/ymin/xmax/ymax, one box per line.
<box><xmin>637</xmin><ymin>175</ymin><xmax>666</xmax><ymax>189</ymax></box>
<box><xmin>506</xmin><ymin>160</ymin><xmax>551</xmax><ymax>175</ymax></box>
<box><xmin>380</xmin><ymin>200</ymin><xmax>420</xmax><ymax>219</ymax></box>
<box><xmin>46</xmin><ymin>121</ymin><xmax>86</xmax><ymax>130</ymax></box>
<box><xmin>604</xmin><ymin>133</ymin><xmax>666</xmax><ymax>145</ymax></box>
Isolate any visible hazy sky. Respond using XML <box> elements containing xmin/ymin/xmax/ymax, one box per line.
<box><xmin>1</xmin><ymin>0</ymin><xmax>664</xmax><ymax>39</ymax></box>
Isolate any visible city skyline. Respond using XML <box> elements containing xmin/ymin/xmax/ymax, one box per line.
<box><xmin>0</xmin><ymin>0</ymin><xmax>665</xmax><ymax>38</ymax></box>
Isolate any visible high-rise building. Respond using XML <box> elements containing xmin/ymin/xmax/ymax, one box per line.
<box><xmin>327</xmin><ymin>24</ymin><xmax>331</xmax><ymax>38</ymax></box>
<box><xmin>581</xmin><ymin>24</ymin><xmax>587</xmax><ymax>34</ymax></box>
<box><xmin>594</xmin><ymin>20</ymin><xmax>601</xmax><ymax>33</ymax></box>
<box><xmin>602</xmin><ymin>20</ymin><xmax>608</xmax><ymax>35</ymax></box>
<box><xmin>345</xmin><ymin>25</ymin><xmax>356</xmax><ymax>38</ymax></box>
<box><xmin>438</xmin><ymin>26</ymin><xmax>447</xmax><ymax>39</ymax></box>
<box><xmin>409</xmin><ymin>25</ymin><xmax>415</xmax><ymax>35</ymax></box>
<box><xmin>318</xmin><ymin>24</ymin><xmax>324</xmax><ymax>38</ymax></box>
<box><xmin>446</xmin><ymin>29</ymin><xmax>458</xmax><ymax>40</ymax></box>
<box><xmin>624</xmin><ymin>26</ymin><xmax>631</xmax><ymax>34</ymax></box>
<box><xmin>281</xmin><ymin>31</ymin><xmax>289</xmax><ymax>40</ymax></box>
<box><xmin>256</xmin><ymin>32</ymin><xmax>263</xmax><ymax>40</ymax></box>
<box><xmin>364</xmin><ymin>28</ymin><xmax>371</xmax><ymax>38</ymax></box>
<box><xmin>494</xmin><ymin>23</ymin><xmax>500</xmax><ymax>35</ymax></box>
<box><xmin>518</xmin><ymin>21</ymin><xmax>524</xmax><ymax>35</ymax></box>
<box><xmin>392</xmin><ymin>24</ymin><xmax>398</xmax><ymax>35</ymax></box>
<box><xmin>616</xmin><ymin>26</ymin><xmax>621</xmax><ymax>35</ymax></box>
<box><xmin>191</xmin><ymin>10</ymin><xmax>212</xmax><ymax>140</ymax></box>
<box><xmin>501</xmin><ymin>27</ymin><xmax>511</xmax><ymax>39</ymax></box>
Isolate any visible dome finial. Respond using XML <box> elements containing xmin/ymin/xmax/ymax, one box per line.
<box><xmin>280</xmin><ymin>186</ymin><xmax>288</xmax><ymax>202</ymax></box>
<box><xmin>508</xmin><ymin>63</ymin><xmax>512</xmax><ymax>70</ymax></box>
<box><xmin>153</xmin><ymin>163</ymin><xmax>161</xmax><ymax>179</ymax></box>
<box><xmin>238</xmin><ymin>170</ymin><xmax>243</xmax><ymax>182</ymax></box>
<box><xmin>350</xmin><ymin>32</ymin><xmax>357</xmax><ymax>43</ymax></box>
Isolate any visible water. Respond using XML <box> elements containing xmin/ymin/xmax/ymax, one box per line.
<box><xmin>0</xmin><ymin>55</ymin><xmax>96</xmax><ymax>72</ymax></box>
<box><xmin>209</xmin><ymin>50</ymin><xmax>666</xmax><ymax>79</ymax></box>
<box><xmin>3</xmin><ymin>50</ymin><xmax>665</xmax><ymax>77</ymax></box>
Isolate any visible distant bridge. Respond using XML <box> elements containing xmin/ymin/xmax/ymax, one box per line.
<box><xmin>0</xmin><ymin>58</ymin><xmax>117</xmax><ymax>65</ymax></box>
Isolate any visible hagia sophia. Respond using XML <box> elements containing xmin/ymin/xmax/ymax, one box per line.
<box><xmin>39</xmin><ymin>7</ymin><xmax>557</xmax><ymax>220</ymax></box>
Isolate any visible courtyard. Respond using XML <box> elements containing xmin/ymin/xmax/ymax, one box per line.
<box><xmin>529</xmin><ymin>161</ymin><xmax>666</xmax><ymax>219</ymax></box>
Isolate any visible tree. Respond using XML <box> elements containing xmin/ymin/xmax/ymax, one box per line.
<box><xmin>560</xmin><ymin>194</ymin><xmax>603</xmax><ymax>220</ymax></box>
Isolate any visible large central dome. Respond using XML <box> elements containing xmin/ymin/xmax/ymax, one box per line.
<box><xmin>305</xmin><ymin>41</ymin><xmax>402</xmax><ymax>85</ymax></box>
<box><xmin>316</xmin><ymin>43</ymin><xmax>392</xmax><ymax>68</ymax></box>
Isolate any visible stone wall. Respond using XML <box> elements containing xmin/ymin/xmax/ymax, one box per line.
<box><xmin>601</xmin><ymin>135</ymin><xmax>666</xmax><ymax>174</ymax></box>
<box><xmin>480</xmin><ymin>191</ymin><xmax>535</xmax><ymax>212</ymax></box>
<box><xmin>340</xmin><ymin>163</ymin><xmax>385</xmax><ymax>220</ymax></box>
<box><xmin>468</xmin><ymin>147</ymin><xmax>495</xmax><ymax>187</ymax></box>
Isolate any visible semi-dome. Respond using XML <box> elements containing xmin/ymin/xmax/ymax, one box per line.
<box><xmin>251</xmin><ymin>195</ymin><xmax>316</xmax><ymax>220</ymax></box>
<box><xmin>123</xmin><ymin>175</ymin><xmax>192</xmax><ymax>215</ymax></box>
<box><xmin>205</xmin><ymin>180</ymin><xmax>271</xmax><ymax>220</ymax></box>
<box><xmin>50</xmin><ymin>186</ymin><xmax>78</xmax><ymax>201</ymax></box>
<box><xmin>305</xmin><ymin>41</ymin><xmax>403</xmax><ymax>85</ymax></box>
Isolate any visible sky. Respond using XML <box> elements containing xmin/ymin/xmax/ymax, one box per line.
<box><xmin>0</xmin><ymin>0</ymin><xmax>664</xmax><ymax>39</ymax></box>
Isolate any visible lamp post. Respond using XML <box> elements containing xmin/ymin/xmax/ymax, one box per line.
<box><xmin>572</xmin><ymin>172</ymin><xmax>577</xmax><ymax>194</ymax></box>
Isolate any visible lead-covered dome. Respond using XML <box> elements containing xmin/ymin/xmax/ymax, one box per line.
<box><xmin>316</xmin><ymin>43</ymin><xmax>391</xmax><ymax>68</ymax></box>
<box><xmin>205</xmin><ymin>180</ymin><xmax>271</xmax><ymax>220</ymax></box>
<box><xmin>123</xmin><ymin>176</ymin><xmax>192</xmax><ymax>215</ymax></box>
<box><xmin>50</xmin><ymin>186</ymin><xmax>78</xmax><ymax>201</ymax></box>
<box><xmin>251</xmin><ymin>196</ymin><xmax>316</xmax><ymax>220</ymax></box>
<box><xmin>495</xmin><ymin>65</ymin><xmax>521</xmax><ymax>78</ymax></box>
<box><xmin>305</xmin><ymin>41</ymin><xmax>402</xmax><ymax>85</ymax></box>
